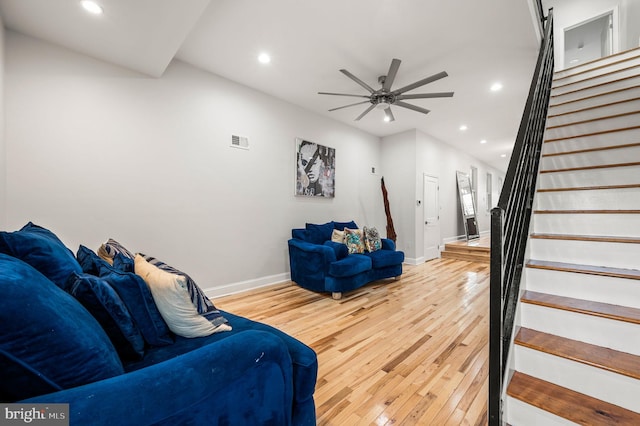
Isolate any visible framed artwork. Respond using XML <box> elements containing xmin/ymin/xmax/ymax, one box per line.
<box><xmin>295</xmin><ymin>138</ymin><xmax>335</xmax><ymax>197</ymax></box>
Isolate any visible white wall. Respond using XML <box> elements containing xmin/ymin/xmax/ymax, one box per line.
<box><xmin>545</xmin><ymin>0</ymin><xmax>640</xmax><ymax>70</ymax></box>
<box><xmin>381</xmin><ymin>129</ymin><xmax>504</xmax><ymax>263</ymax></box>
<box><xmin>0</xmin><ymin>16</ymin><xmax>5</xmax><ymax>229</ymax></box>
<box><xmin>4</xmin><ymin>31</ymin><xmax>385</xmax><ymax>295</ymax></box>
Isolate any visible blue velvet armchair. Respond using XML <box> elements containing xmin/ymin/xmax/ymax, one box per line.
<box><xmin>288</xmin><ymin>221</ymin><xmax>404</xmax><ymax>299</ymax></box>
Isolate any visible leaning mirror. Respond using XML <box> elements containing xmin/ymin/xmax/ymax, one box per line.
<box><xmin>456</xmin><ymin>171</ymin><xmax>480</xmax><ymax>240</ymax></box>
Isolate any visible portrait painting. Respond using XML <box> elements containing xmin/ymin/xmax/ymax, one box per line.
<box><xmin>295</xmin><ymin>138</ymin><xmax>335</xmax><ymax>197</ymax></box>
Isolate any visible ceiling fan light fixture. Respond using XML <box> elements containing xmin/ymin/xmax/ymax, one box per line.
<box><xmin>319</xmin><ymin>58</ymin><xmax>453</xmax><ymax>121</ymax></box>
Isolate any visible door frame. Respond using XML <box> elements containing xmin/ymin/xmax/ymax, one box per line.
<box><xmin>423</xmin><ymin>173</ymin><xmax>440</xmax><ymax>262</ymax></box>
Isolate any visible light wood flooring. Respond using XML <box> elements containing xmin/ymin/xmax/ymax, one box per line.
<box><xmin>215</xmin><ymin>257</ymin><xmax>490</xmax><ymax>425</ymax></box>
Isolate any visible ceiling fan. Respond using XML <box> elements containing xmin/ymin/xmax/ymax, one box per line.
<box><xmin>319</xmin><ymin>58</ymin><xmax>453</xmax><ymax>122</ymax></box>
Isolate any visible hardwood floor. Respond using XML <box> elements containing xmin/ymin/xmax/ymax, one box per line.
<box><xmin>215</xmin><ymin>258</ymin><xmax>490</xmax><ymax>425</ymax></box>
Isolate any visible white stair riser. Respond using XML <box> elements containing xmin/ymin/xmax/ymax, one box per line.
<box><xmin>528</xmin><ymin>238</ymin><xmax>640</xmax><ymax>269</ymax></box>
<box><xmin>547</xmin><ymin>99</ymin><xmax>640</xmax><ymax>127</ymax></box>
<box><xmin>506</xmin><ymin>397</ymin><xmax>578</xmax><ymax>426</ymax></box>
<box><xmin>554</xmin><ymin>51</ymin><xmax>640</xmax><ymax>80</ymax></box>
<box><xmin>534</xmin><ymin>187</ymin><xmax>640</xmax><ymax>210</ymax></box>
<box><xmin>514</xmin><ymin>345</ymin><xmax>640</xmax><ymax>412</ymax></box>
<box><xmin>550</xmin><ymin>74</ymin><xmax>640</xmax><ymax>104</ymax></box>
<box><xmin>548</xmin><ymin>85</ymin><xmax>640</xmax><ymax>115</ymax></box>
<box><xmin>520</xmin><ymin>303</ymin><xmax>640</xmax><ymax>355</ymax></box>
<box><xmin>525</xmin><ymin>268</ymin><xmax>640</xmax><ymax>309</ymax></box>
<box><xmin>545</xmin><ymin>113</ymin><xmax>640</xmax><ymax>140</ymax></box>
<box><xmin>552</xmin><ymin>66</ymin><xmax>640</xmax><ymax>96</ymax></box>
<box><xmin>553</xmin><ymin>57</ymin><xmax>640</xmax><ymax>86</ymax></box>
<box><xmin>540</xmin><ymin>146</ymin><xmax>640</xmax><ymax>169</ymax></box>
<box><xmin>543</xmin><ymin>127</ymin><xmax>640</xmax><ymax>152</ymax></box>
<box><xmin>537</xmin><ymin>165</ymin><xmax>640</xmax><ymax>187</ymax></box>
<box><xmin>533</xmin><ymin>213</ymin><xmax>640</xmax><ymax>238</ymax></box>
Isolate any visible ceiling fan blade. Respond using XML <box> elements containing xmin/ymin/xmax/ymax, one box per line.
<box><xmin>328</xmin><ymin>100</ymin><xmax>371</xmax><ymax>112</ymax></box>
<box><xmin>395</xmin><ymin>101</ymin><xmax>431</xmax><ymax>115</ymax></box>
<box><xmin>392</xmin><ymin>71</ymin><xmax>449</xmax><ymax>95</ymax></box>
<box><xmin>355</xmin><ymin>104</ymin><xmax>376</xmax><ymax>121</ymax></box>
<box><xmin>384</xmin><ymin>107</ymin><xmax>395</xmax><ymax>122</ymax></box>
<box><xmin>396</xmin><ymin>92</ymin><xmax>454</xmax><ymax>100</ymax></box>
<box><xmin>318</xmin><ymin>92</ymin><xmax>370</xmax><ymax>98</ymax></box>
<box><xmin>340</xmin><ymin>69</ymin><xmax>375</xmax><ymax>93</ymax></box>
<box><xmin>382</xmin><ymin>58</ymin><xmax>401</xmax><ymax>91</ymax></box>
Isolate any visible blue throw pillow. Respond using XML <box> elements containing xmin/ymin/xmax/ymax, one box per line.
<box><xmin>76</xmin><ymin>246</ymin><xmax>173</xmax><ymax>347</ymax></box>
<box><xmin>305</xmin><ymin>222</ymin><xmax>334</xmax><ymax>245</ymax></box>
<box><xmin>333</xmin><ymin>220</ymin><xmax>358</xmax><ymax>231</ymax></box>
<box><xmin>0</xmin><ymin>222</ymin><xmax>82</xmax><ymax>290</ymax></box>
<box><xmin>113</xmin><ymin>252</ymin><xmax>135</xmax><ymax>273</ymax></box>
<box><xmin>0</xmin><ymin>254</ymin><xmax>124</xmax><ymax>402</ymax></box>
<box><xmin>66</xmin><ymin>272</ymin><xmax>145</xmax><ymax>360</ymax></box>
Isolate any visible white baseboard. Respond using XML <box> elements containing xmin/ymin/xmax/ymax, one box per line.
<box><xmin>204</xmin><ymin>272</ymin><xmax>291</xmax><ymax>299</ymax></box>
<box><xmin>405</xmin><ymin>257</ymin><xmax>424</xmax><ymax>265</ymax></box>
<box><xmin>443</xmin><ymin>234</ymin><xmax>467</xmax><ymax>244</ymax></box>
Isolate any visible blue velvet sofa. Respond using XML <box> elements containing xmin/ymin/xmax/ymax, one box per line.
<box><xmin>288</xmin><ymin>221</ymin><xmax>404</xmax><ymax>299</ymax></box>
<box><xmin>0</xmin><ymin>222</ymin><xmax>317</xmax><ymax>425</ymax></box>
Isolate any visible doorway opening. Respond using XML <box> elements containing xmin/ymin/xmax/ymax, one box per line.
<box><xmin>564</xmin><ymin>11</ymin><xmax>614</xmax><ymax>68</ymax></box>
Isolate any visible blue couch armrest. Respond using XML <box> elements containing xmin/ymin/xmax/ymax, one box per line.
<box><xmin>323</xmin><ymin>241</ymin><xmax>348</xmax><ymax>260</ymax></box>
<box><xmin>381</xmin><ymin>238</ymin><xmax>396</xmax><ymax>251</ymax></box>
<box><xmin>288</xmin><ymin>239</ymin><xmax>337</xmax><ymax>293</ymax></box>
<box><xmin>23</xmin><ymin>330</ymin><xmax>295</xmax><ymax>426</ymax></box>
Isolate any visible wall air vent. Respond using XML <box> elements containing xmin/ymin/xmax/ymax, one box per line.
<box><xmin>230</xmin><ymin>135</ymin><xmax>249</xmax><ymax>150</ymax></box>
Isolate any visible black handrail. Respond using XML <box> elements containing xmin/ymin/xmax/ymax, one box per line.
<box><xmin>488</xmin><ymin>8</ymin><xmax>554</xmax><ymax>425</ymax></box>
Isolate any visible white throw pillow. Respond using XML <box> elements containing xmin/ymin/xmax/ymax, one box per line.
<box><xmin>134</xmin><ymin>254</ymin><xmax>230</xmax><ymax>338</ymax></box>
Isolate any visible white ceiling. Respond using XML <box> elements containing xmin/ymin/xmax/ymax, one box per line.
<box><xmin>0</xmin><ymin>0</ymin><xmax>542</xmax><ymax>171</ymax></box>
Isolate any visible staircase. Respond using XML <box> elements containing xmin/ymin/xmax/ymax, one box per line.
<box><xmin>505</xmin><ymin>47</ymin><xmax>640</xmax><ymax>425</ymax></box>
<box><xmin>440</xmin><ymin>235</ymin><xmax>490</xmax><ymax>263</ymax></box>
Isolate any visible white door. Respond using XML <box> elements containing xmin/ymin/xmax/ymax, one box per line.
<box><xmin>423</xmin><ymin>174</ymin><xmax>440</xmax><ymax>261</ymax></box>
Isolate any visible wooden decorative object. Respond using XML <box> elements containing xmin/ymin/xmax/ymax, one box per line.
<box><xmin>381</xmin><ymin>177</ymin><xmax>397</xmax><ymax>243</ymax></box>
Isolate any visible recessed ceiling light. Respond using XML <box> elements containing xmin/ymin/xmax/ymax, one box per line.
<box><xmin>258</xmin><ymin>53</ymin><xmax>271</xmax><ymax>64</ymax></box>
<box><xmin>459</xmin><ymin>125</ymin><xmax>468</xmax><ymax>131</ymax></box>
<box><xmin>500</xmin><ymin>154</ymin><xmax>507</xmax><ymax>158</ymax></box>
<box><xmin>383</xmin><ymin>115</ymin><xmax>391</xmax><ymax>123</ymax></box>
<box><xmin>490</xmin><ymin>82</ymin><xmax>503</xmax><ymax>92</ymax></box>
<box><xmin>480</xmin><ymin>139</ymin><xmax>487</xmax><ymax>144</ymax></box>
<box><xmin>81</xmin><ymin>0</ymin><xmax>103</xmax><ymax>15</ymax></box>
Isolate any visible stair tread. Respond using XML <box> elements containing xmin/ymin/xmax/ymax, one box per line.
<box><xmin>534</xmin><ymin>209</ymin><xmax>640</xmax><ymax>214</ymax></box>
<box><xmin>527</xmin><ymin>259</ymin><xmax>640</xmax><ymax>280</ymax></box>
<box><xmin>537</xmin><ymin>183</ymin><xmax>640</xmax><ymax>192</ymax></box>
<box><xmin>551</xmin><ymin>65</ymin><xmax>640</xmax><ymax>94</ymax></box>
<box><xmin>545</xmin><ymin>125</ymin><xmax>640</xmax><ymax>143</ymax></box>
<box><xmin>540</xmin><ymin>161</ymin><xmax>640</xmax><ymax>173</ymax></box>
<box><xmin>507</xmin><ymin>371</ymin><xmax>640</xmax><ymax>425</ymax></box>
<box><xmin>547</xmin><ymin>97</ymin><xmax>640</xmax><ymax>119</ymax></box>
<box><xmin>530</xmin><ymin>233</ymin><xmax>640</xmax><ymax>244</ymax></box>
<box><xmin>542</xmin><ymin>142</ymin><xmax>640</xmax><ymax>157</ymax></box>
<box><xmin>553</xmin><ymin>47</ymin><xmax>640</xmax><ymax>81</ymax></box>
<box><xmin>442</xmin><ymin>243</ymin><xmax>489</xmax><ymax>253</ymax></box>
<box><xmin>546</xmin><ymin>110</ymin><xmax>640</xmax><ymax>130</ymax></box>
<box><xmin>516</xmin><ymin>327</ymin><xmax>640</xmax><ymax>379</ymax></box>
<box><xmin>521</xmin><ymin>290</ymin><xmax>640</xmax><ymax>324</ymax></box>
<box><xmin>549</xmin><ymin>84</ymin><xmax>640</xmax><ymax>109</ymax></box>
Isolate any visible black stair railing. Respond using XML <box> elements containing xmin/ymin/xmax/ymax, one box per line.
<box><xmin>488</xmin><ymin>7</ymin><xmax>554</xmax><ymax>425</ymax></box>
